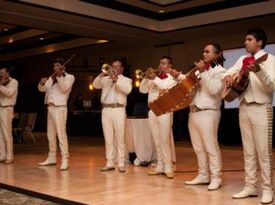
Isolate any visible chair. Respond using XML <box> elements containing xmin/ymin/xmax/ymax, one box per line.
<box><xmin>22</xmin><ymin>113</ymin><xmax>37</xmax><ymax>142</ymax></box>
<box><xmin>12</xmin><ymin>112</ymin><xmax>27</xmax><ymax>143</ymax></box>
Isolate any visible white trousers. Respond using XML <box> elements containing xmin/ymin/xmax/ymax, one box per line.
<box><xmin>188</xmin><ymin>110</ymin><xmax>222</xmax><ymax>180</ymax></box>
<box><xmin>47</xmin><ymin>106</ymin><xmax>69</xmax><ymax>160</ymax></box>
<box><xmin>0</xmin><ymin>107</ymin><xmax>14</xmax><ymax>160</ymax></box>
<box><xmin>102</xmin><ymin>107</ymin><xmax>126</xmax><ymax>167</ymax></box>
<box><xmin>148</xmin><ymin>110</ymin><xmax>174</xmax><ymax>173</ymax></box>
<box><xmin>239</xmin><ymin>103</ymin><xmax>273</xmax><ymax>191</ymax></box>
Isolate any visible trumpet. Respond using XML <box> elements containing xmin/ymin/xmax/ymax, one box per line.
<box><xmin>101</xmin><ymin>63</ymin><xmax>117</xmax><ymax>76</ymax></box>
<box><xmin>135</xmin><ymin>67</ymin><xmax>157</xmax><ymax>79</ymax></box>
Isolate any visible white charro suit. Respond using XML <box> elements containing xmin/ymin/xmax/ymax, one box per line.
<box><xmin>93</xmin><ymin>74</ymin><xmax>132</xmax><ymax>168</ymax></box>
<box><xmin>38</xmin><ymin>73</ymin><xmax>75</xmax><ymax>162</ymax></box>
<box><xmin>139</xmin><ymin>74</ymin><xmax>178</xmax><ymax>173</ymax></box>
<box><xmin>188</xmin><ymin>64</ymin><xmax>226</xmax><ymax>182</ymax></box>
<box><xmin>0</xmin><ymin>77</ymin><xmax>18</xmax><ymax>161</ymax></box>
<box><xmin>226</xmin><ymin>49</ymin><xmax>275</xmax><ymax>193</ymax></box>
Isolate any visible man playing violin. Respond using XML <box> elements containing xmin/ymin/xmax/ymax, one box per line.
<box><xmin>0</xmin><ymin>67</ymin><xmax>18</xmax><ymax>164</ymax></box>
<box><xmin>38</xmin><ymin>58</ymin><xmax>75</xmax><ymax>170</ymax></box>
<box><xmin>224</xmin><ymin>28</ymin><xmax>275</xmax><ymax>204</ymax></box>
<box><xmin>93</xmin><ymin>58</ymin><xmax>132</xmax><ymax>173</ymax></box>
<box><xmin>140</xmin><ymin>56</ymin><xmax>182</xmax><ymax>179</ymax></box>
<box><xmin>185</xmin><ymin>44</ymin><xmax>226</xmax><ymax>190</ymax></box>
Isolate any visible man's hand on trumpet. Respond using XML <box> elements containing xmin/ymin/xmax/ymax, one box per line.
<box><xmin>39</xmin><ymin>77</ymin><xmax>48</xmax><ymax>86</ymax></box>
<box><xmin>146</xmin><ymin>67</ymin><xmax>157</xmax><ymax>80</ymax></box>
<box><xmin>168</xmin><ymin>68</ymin><xmax>181</xmax><ymax>78</ymax></box>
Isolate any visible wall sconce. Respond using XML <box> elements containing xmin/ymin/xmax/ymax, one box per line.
<box><xmin>134</xmin><ymin>80</ymin><xmax>140</xmax><ymax>88</ymax></box>
<box><xmin>89</xmin><ymin>82</ymin><xmax>94</xmax><ymax>91</ymax></box>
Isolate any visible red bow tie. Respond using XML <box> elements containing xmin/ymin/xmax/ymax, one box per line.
<box><xmin>158</xmin><ymin>73</ymin><xmax>168</xmax><ymax>79</ymax></box>
<box><xmin>242</xmin><ymin>56</ymin><xmax>255</xmax><ymax>71</ymax></box>
<box><xmin>204</xmin><ymin>63</ymin><xmax>210</xmax><ymax>71</ymax></box>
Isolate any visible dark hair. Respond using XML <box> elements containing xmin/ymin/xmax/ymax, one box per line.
<box><xmin>0</xmin><ymin>67</ymin><xmax>9</xmax><ymax>72</ymax></box>
<box><xmin>205</xmin><ymin>43</ymin><xmax>225</xmax><ymax>65</ymax></box>
<box><xmin>161</xmin><ymin>56</ymin><xmax>173</xmax><ymax>64</ymax></box>
<box><xmin>111</xmin><ymin>58</ymin><xmax>124</xmax><ymax>67</ymax></box>
<box><xmin>53</xmin><ymin>57</ymin><xmax>66</xmax><ymax>65</ymax></box>
<box><xmin>246</xmin><ymin>28</ymin><xmax>267</xmax><ymax>49</ymax></box>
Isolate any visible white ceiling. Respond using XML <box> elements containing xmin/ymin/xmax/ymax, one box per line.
<box><xmin>0</xmin><ymin>0</ymin><xmax>275</xmax><ymax>60</ymax></box>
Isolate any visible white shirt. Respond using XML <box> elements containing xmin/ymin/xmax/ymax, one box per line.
<box><xmin>0</xmin><ymin>77</ymin><xmax>18</xmax><ymax>106</ymax></box>
<box><xmin>226</xmin><ymin>49</ymin><xmax>275</xmax><ymax>104</ymax></box>
<box><xmin>191</xmin><ymin>64</ymin><xmax>226</xmax><ymax>110</ymax></box>
<box><xmin>139</xmin><ymin>73</ymin><xmax>180</xmax><ymax>103</ymax></box>
<box><xmin>104</xmin><ymin>84</ymin><xmax>119</xmax><ymax>104</ymax></box>
<box><xmin>93</xmin><ymin>74</ymin><xmax>132</xmax><ymax>106</ymax></box>
<box><xmin>38</xmin><ymin>72</ymin><xmax>75</xmax><ymax>106</ymax></box>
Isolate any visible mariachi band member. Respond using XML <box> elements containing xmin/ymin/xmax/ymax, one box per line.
<box><xmin>0</xmin><ymin>67</ymin><xmax>18</xmax><ymax>164</ymax></box>
<box><xmin>139</xmin><ymin>56</ymin><xmax>183</xmax><ymax>179</ymax></box>
<box><xmin>184</xmin><ymin>44</ymin><xmax>226</xmax><ymax>190</ymax></box>
<box><xmin>38</xmin><ymin>57</ymin><xmax>75</xmax><ymax>170</ymax></box>
<box><xmin>224</xmin><ymin>28</ymin><xmax>275</xmax><ymax>204</ymax></box>
<box><xmin>93</xmin><ymin>58</ymin><xmax>132</xmax><ymax>173</ymax></box>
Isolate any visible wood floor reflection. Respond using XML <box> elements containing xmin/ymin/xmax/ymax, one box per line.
<box><xmin>0</xmin><ymin>136</ymin><xmax>273</xmax><ymax>205</ymax></box>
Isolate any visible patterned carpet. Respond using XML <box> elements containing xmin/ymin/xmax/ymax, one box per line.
<box><xmin>0</xmin><ymin>188</ymin><xmax>59</xmax><ymax>205</ymax></box>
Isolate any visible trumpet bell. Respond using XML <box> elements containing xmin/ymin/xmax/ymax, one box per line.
<box><xmin>101</xmin><ymin>63</ymin><xmax>111</xmax><ymax>73</ymax></box>
<box><xmin>135</xmin><ymin>69</ymin><xmax>143</xmax><ymax>79</ymax></box>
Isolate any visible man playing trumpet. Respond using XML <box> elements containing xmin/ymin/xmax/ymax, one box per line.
<box><xmin>139</xmin><ymin>56</ymin><xmax>182</xmax><ymax>179</ymax></box>
<box><xmin>93</xmin><ymin>58</ymin><xmax>132</xmax><ymax>173</ymax></box>
<box><xmin>0</xmin><ymin>67</ymin><xmax>18</xmax><ymax>164</ymax></box>
<box><xmin>38</xmin><ymin>57</ymin><xmax>75</xmax><ymax>170</ymax></box>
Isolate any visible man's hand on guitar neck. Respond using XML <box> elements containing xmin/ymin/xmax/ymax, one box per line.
<box><xmin>247</xmin><ymin>63</ymin><xmax>261</xmax><ymax>73</ymax></box>
<box><xmin>224</xmin><ymin>75</ymin><xmax>234</xmax><ymax>87</ymax></box>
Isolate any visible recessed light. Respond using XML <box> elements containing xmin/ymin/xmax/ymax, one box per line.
<box><xmin>39</xmin><ymin>37</ymin><xmax>45</xmax><ymax>40</ymax></box>
<box><xmin>8</xmin><ymin>38</ymin><xmax>13</xmax><ymax>43</ymax></box>
<box><xmin>159</xmin><ymin>9</ymin><xmax>165</xmax><ymax>13</ymax></box>
<box><xmin>4</xmin><ymin>28</ymin><xmax>8</xmax><ymax>31</ymax></box>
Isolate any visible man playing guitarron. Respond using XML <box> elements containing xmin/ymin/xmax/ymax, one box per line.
<box><xmin>224</xmin><ymin>28</ymin><xmax>275</xmax><ymax>204</ymax></box>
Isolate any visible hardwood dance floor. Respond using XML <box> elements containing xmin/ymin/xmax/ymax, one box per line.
<box><xmin>0</xmin><ymin>136</ymin><xmax>274</xmax><ymax>205</ymax></box>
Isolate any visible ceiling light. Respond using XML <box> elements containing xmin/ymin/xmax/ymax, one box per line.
<box><xmin>8</xmin><ymin>38</ymin><xmax>13</xmax><ymax>43</ymax></box>
<box><xmin>159</xmin><ymin>9</ymin><xmax>165</xmax><ymax>13</ymax></box>
<box><xmin>39</xmin><ymin>37</ymin><xmax>45</xmax><ymax>40</ymax></box>
<box><xmin>4</xmin><ymin>28</ymin><xmax>8</xmax><ymax>31</ymax></box>
<box><xmin>96</xmin><ymin>39</ymin><xmax>109</xmax><ymax>43</ymax></box>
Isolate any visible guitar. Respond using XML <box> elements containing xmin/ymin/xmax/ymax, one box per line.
<box><xmin>222</xmin><ymin>53</ymin><xmax>268</xmax><ymax>102</ymax></box>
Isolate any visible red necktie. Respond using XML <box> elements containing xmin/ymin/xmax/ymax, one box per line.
<box><xmin>242</xmin><ymin>56</ymin><xmax>255</xmax><ymax>71</ymax></box>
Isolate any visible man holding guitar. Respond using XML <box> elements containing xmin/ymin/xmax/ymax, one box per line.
<box><xmin>139</xmin><ymin>56</ymin><xmax>181</xmax><ymax>179</ymax></box>
<box><xmin>224</xmin><ymin>28</ymin><xmax>275</xmax><ymax>204</ymax></box>
<box><xmin>185</xmin><ymin>44</ymin><xmax>226</xmax><ymax>191</ymax></box>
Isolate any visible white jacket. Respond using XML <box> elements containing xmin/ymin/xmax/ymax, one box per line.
<box><xmin>0</xmin><ymin>77</ymin><xmax>18</xmax><ymax>106</ymax></box>
<box><xmin>226</xmin><ymin>49</ymin><xmax>275</xmax><ymax>104</ymax></box>
<box><xmin>191</xmin><ymin>64</ymin><xmax>226</xmax><ymax>110</ymax></box>
<box><xmin>139</xmin><ymin>74</ymin><xmax>180</xmax><ymax>103</ymax></box>
<box><xmin>93</xmin><ymin>74</ymin><xmax>132</xmax><ymax>106</ymax></box>
<box><xmin>38</xmin><ymin>72</ymin><xmax>75</xmax><ymax>106</ymax></box>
